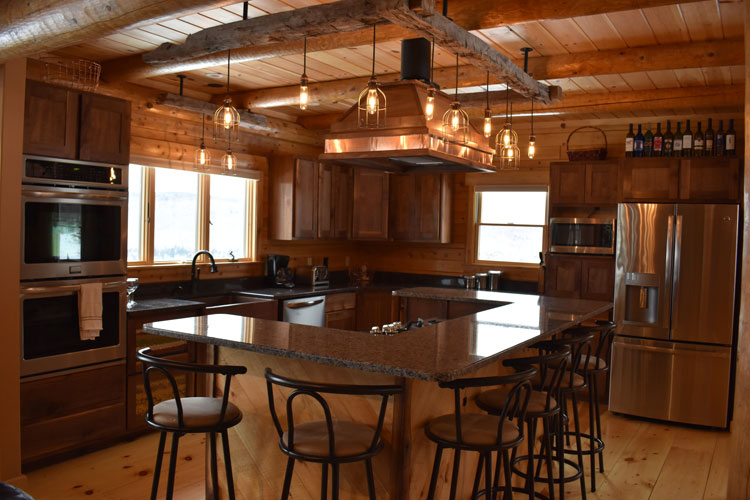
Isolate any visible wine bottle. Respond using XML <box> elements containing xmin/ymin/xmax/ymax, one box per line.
<box><xmin>653</xmin><ymin>123</ymin><xmax>663</xmax><ymax>157</ymax></box>
<box><xmin>625</xmin><ymin>123</ymin><xmax>634</xmax><ymax>158</ymax></box>
<box><xmin>705</xmin><ymin>118</ymin><xmax>715</xmax><ymax>156</ymax></box>
<box><xmin>663</xmin><ymin>120</ymin><xmax>674</xmax><ymax>157</ymax></box>
<box><xmin>693</xmin><ymin>121</ymin><xmax>704</xmax><ymax>157</ymax></box>
<box><xmin>726</xmin><ymin>119</ymin><xmax>736</xmax><ymax>156</ymax></box>
<box><xmin>634</xmin><ymin>124</ymin><xmax>644</xmax><ymax>157</ymax></box>
<box><xmin>674</xmin><ymin>122</ymin><xmax>683</xmax><ymax>156</ymax></box>
<box><xmin>682</xmin><ymin>119</ymin><xmax>692</xmax><ymax>157</ymax></box>
<box><xmin>716</xmin><ymin>120</ymin><xmax>725</xmax><ymax>156</ymax></box>
<box><xmin>644</xmin><ymin>123</ymin><xmax>654</xmax><ymax>157</ymax></box>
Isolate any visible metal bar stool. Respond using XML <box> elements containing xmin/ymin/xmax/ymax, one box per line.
<box><xmin>136</xmin><ymin>347</ymin><xmax>247</xmax><ymax>500</ymax></box>
<box><xmin>562</xmin><ymin>321</ymin><xmax>616</xmax><ymax>492</ymax></box>
<box><xmin>476</xmin><ymin>342</ymin><xmax>571</xmax><ymax>500</ymax></box>
<box><xmin>424</xmin><ymin>367</ymin><xmax>536</xmax><ymax>500</ymax></box>
<box><xmin>264</xmin><ymin>369</ymin><xmax>403</xmax><ymax>500</ymax></box>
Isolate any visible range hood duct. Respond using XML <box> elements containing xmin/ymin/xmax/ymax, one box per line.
<box><xmin>320</xmin><ymin>39</ymin><xmax>495</xmax><ymax>173</ymax></box>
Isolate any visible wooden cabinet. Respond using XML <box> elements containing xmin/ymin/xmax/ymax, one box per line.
<box><xmin>23</xmin><ymin>80</ymin><xmax>131</xmax><ymax>164</ymax></box>
<box><xmin>389</xmin><ymin>173</ymin><xmax>452</xmax><ymax>243</ymax></box>
<box><xmin>620</xmin><ymin>158</ymin><xmax>680</xmax><ymax>201</ymax></box>
<box><xmin>550</xmin><ymin>161</ymin><xmax>618</xmax><ymax>205</ymax></box>
<box><xmin>403</xmin><ymin>297</ymin><xmax>448</xmax><ymax>322</ymax></box>
<box><xmin>679</xmin><ymin>157</ymin><xmax>740</xmax><ymax>201</ymax></box>
<box><xmin>318</xmin><ymin>163</ymin><xmax>352</xmax><ymax>239</ymax></box>
<box><xmin>545</xmin><ymin>253</ymin><xmax>614</xmax><ymax>301</ymax></box>
<box><xmin>325</xmin><ymin>292</ymin><xmax>356</xmax><ymax>330</ymax></box>
<box><xmin>270</xmin><ymin>155</ymin><xmax>317</xmax><ymax>240</ymax></box>
<box><xmin>352</xmin><ymin>168</ymin><xmax>389</xmax><ymax>240</ymax></box>
<box><xmin>356</xmin><ymin>288</ymin><xmax>397</xmax><ymax>331</ymax></box>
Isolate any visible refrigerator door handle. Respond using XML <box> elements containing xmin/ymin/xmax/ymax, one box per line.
<box><xmin>671</xmin><ymin>215</ymin><xmax>683</xmax><ymax>336</ymax></box>
<box><xmin>663</xmin><ymin>215</ymin><xmax>675</xmax><ymax>331</ymax></box>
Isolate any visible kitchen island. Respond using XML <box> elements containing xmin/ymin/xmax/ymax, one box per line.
<box><xmin>144</xmin><ymin>289</ymin><xmax>611</xmax><ymax>500</ymax></box>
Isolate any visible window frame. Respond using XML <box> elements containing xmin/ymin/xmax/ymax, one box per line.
<box><xmin>471</xmin><ymin>185</ymin><xmax>549</xmax><ymax>267</ymax></box>
<box><xmin>127</xmin><ymin>164</ymin><xmax>258</xmax><ymax>266</ymax></box>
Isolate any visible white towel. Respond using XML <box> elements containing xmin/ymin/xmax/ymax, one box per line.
<box><xmin>79</xmin><ymin>282</ymin><xmax>103</xmax><ymax>341</ymax></box>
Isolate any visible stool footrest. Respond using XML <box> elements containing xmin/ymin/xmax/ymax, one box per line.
<box><xmin>472</xmin><ymin>485</ymin><xmax>552</xmax><ymax>500</ymax></box>
<box><xmin>511</xmin><ymin>453</ymin><xmax>584</xmax><ymax>485</ymax></box>
<box><xmin>561</xmin><ymin>431</ymin><xmax>605</xmax><ymax>456</ymax></box>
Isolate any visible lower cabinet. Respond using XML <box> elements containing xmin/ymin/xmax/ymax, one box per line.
<box><xmin>545</xmin><ymin>253</ymin><xmax>615</xmax><ymax>301</ymax></box>
<box><xmin>402</xmin><ymin>297</ymin><xmax>496</xmax><ymax>323</ymax></box>
<box><xmin>356</xmin><ymin>289</ymin><xmax>397</xmax><ymax>331</ymax></box>
<box><xmin>324</xmin><ymin>292</ymin><xmax>357</xmax><ymax>330</ymax></box>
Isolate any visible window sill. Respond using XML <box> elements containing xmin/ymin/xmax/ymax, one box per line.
<box><xmin>127</xmin><ymin>261</ymin><xmax>264</xmax><ymax>283</ymax></box>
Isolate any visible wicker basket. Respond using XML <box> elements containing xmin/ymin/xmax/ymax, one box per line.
<box><xmin>566</xmin><ymin>126</ymin><xmax>608</xmax><ymax>161</ymax></box>
<box><xmin>41</xmin><ymin>56</ymin><xmax>101</xmax><ymax>92</ymax></box>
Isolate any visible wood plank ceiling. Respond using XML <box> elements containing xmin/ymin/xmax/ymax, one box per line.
<box><xmin>46</xmin><ymin>0</ymin><xmax>745</xmax><ymax>123</ymax></box>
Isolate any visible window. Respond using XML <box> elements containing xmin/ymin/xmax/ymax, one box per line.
<box><xmin>474</xmin><ymin>187</ymin><xmax>547</xmax><ymax>265</ymax></box>
<box><xmin>128</xmin><ymin>165</ymin><xmax>258</xmax><ymax>265</ymax></box>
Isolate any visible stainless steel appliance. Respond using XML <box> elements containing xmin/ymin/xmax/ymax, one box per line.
<box><xmin>20</xmin><ymin>277</ymin><xmax>127</xmax><ymax>377</ymax></box>
<box><xmin>21</xmin><ymin>155</ymin><xmax>127</xmax><ymax>280</ymax></box>
<box><xmin>282</xmin><ymin>296</ymin><xmax>326</xmax><ymax>326</ymax></box>
<box><xmin>549</xmin><ymin>217</ymin><xmax>615</xmax><ymax>255</ymax></box>
<box><xmin>610</xmin><ymin>203</ymin><xmax>739</xmax><ymax>427</ymax></box>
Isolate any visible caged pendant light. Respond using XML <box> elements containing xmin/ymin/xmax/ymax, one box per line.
<box><xmin>299</xmin><ymin>37</ymin><xmax>309</xmax><ymax>110</ymax></box>
<box><xmin>495</xmin><ymin>83</ymin><xmax>518</xmax><ymax>149</ymax></box>
<box><xmin>194</xmin><ymin>113</ymin><xmax>211</xmax><ymax>169</ymax></box>
<box><xmin>358</xmin><ymin>24</ymin><xmax>386</xmax><ymax>128</ymax></box>
<box><xmin>441</xmin><ymin>54</ymin><xmax>470</xmax><ymax>144</ymax></box>
<box><xmin>483</xmin><ymin>71</ymin><xmax>492</xmax><ymax>138</ymax></box>
<box><xmin>495</xmin><ymin>87</ymin><xmax>520</xmax><ymax>170</ymax></box>
<box><xmin>214</xmin><ymin>49</ymin><xmax>240</xmax><ymax>141</ymax></box>
<box><xmin>424</xmin><ymin>37</ymin><xmax>436</xmax><ymax>121</ymax></box>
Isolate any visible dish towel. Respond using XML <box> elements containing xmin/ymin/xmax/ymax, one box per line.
<box><xmin>79</xmin><ymin>282</ymin><xmax>103</xmax><ymax>341</ymax></box>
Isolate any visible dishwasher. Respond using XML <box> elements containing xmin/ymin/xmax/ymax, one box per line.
<box><xmin>282</xmin><ymin>296</ymin><xmax>326</xmax><ymax>326</ymax></box>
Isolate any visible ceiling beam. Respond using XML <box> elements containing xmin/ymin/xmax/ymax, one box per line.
<box><xmin>0</xmin><ymin>0</ymin><xmax>237</xmax><ymax>63</ymax></box>
<box><xmin>232</xmin><ymin>38</ymin><xmax>742</xmax><ymax>109</ymax></box>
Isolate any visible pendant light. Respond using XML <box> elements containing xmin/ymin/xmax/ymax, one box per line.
<box><xmin>194</xmin><ymin>113</ymin><xmax>211</xmax><ymax>169</ymax></box>
<box><xmin>496</xmin><ymin>99</ymin><xmax>520</xmax><ymax>170</ymax></box>
<box><xmin>221</xmin><ymin>135</ymin><xmax>237</xmax><ymax>174</ymax></box>
<box><xmin>521</xmin><ymin>47</ymin><xmax>536</xmax><ymax>159</ymax></box>
<box><xmin>214</xmin><ymin>49</ymin><xmax>240</xmax><ymax>141</ymax></box>
<box><xmin>495</xmin><ymin>83</ymin><xmax>518</xmax><ymax>149</ymax></box>
<box><xmin>441</xmin><ymin>54</ymin><xmax>469</xmax><ymax>144</ymax></box>
<box><xmin>358</xmin><ymin>24</ymin><xmax>386</xmax><ymax>128</ymax></box>
<box><xmin>483</xmin><ymin>71</ymin><xmax>492</xmax><ymax>138</ymax></box>
<box><xmin>424</xmin><ymin>37</ymin><xmax>436</xmax><ymax>121</ymax></box>
<box><xmin>299</xmin><ymin>37</ymin><xmax>309</xmax><ymax>110</ymax></box>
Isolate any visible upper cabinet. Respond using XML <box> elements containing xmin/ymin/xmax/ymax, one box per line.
<box><xmin>352</xmin><ymin>168</ymin><xmax>389</xmax><ymax>240</ymax></box>
<box><xmin>23</xmin><ymin>80</ymin><xmax>131</xmax><ymax>164</ymax></box>
<box><xmin>678</xmin><ymin>157</ymin><xmax>740</xmax><ymax>202</ymax></box>
<box><xmin>549</xmin><ymin>161</ymin><xmax>618</xmax><ymax>206</ymax></box>
<box><xmin>620</xmin><ymin>158</ymin><xmax>680</xmax><ymax>201</ymax></box>
<box><xmin>318</xmin><ymin>163</ymin><xmax>352</xmax><ymax>239</ymax></box>
<box><xmin>389</xmin><ymin>173</ymin><xmax>453</xmax><ymax>243</ymax></box>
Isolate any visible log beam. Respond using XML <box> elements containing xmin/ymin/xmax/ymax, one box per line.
<box><xmin>0</xmin><ymin>0</ymin><xmax>236</xmax><ymax>63</ymax></box>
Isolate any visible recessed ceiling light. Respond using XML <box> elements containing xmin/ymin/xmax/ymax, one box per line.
<box><xmin>204</xmin><ymin>72</ymin><xmax>224</xmax><ymax>79</ymax></box>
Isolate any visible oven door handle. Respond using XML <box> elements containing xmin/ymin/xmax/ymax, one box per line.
<box><xmin>22</xmin><ymin>188</ymin><xmax>127</xmax><ymax>202</ymax></box>
<box><xmin>21</xmin><ymin>280</ymin><xmax>127</xmax><ymax>296</ymax></box>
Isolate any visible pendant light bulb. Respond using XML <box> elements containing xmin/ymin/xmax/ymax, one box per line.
<box><xmin>198</xmin><ymin>147</ymin><xmax>208</xmax><ymax>165</ymax></box>
<box><xmin>222</xmin><ymin>148</ymin><xmax>237</xmax><ymax>174</ymax></box>
<box><xmin>528</xmin><ymin>135</ymin><xmax>536</xmax><ymax>159</ymax></box>
<box><xmin>214</xmin><ymin>50</ymin><xmax>240</xmax><ymax>141</ymax></box>
<box><xmin>483</xmin><ymin>109</ymin><xmax>492</xmax><ymax>138</ymax></box>
<box><xmin>367</xmin><ymin>87</ymin><xmax>379</xmax><ymax>115</ymax></box>
<box><xmin>195</xmin><ymin>114</ymin><xmax>211</xmax><ymax>169</ymax></box>
<box><xmin>300</xmin><ymin>37</ymin><xmax>309</xmax><ymax>110</ymax></box>
<box><xmin>425</xmin><ymin>89</ymin><xmax>435</xmax><ymax>121</ymax></box>
<box><xmin>357</xmin><ymin>25</ymin><xmax>386</xmax><ymax>128</ymax></box>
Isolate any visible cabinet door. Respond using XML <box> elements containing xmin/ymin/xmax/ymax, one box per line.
<box><xmin>550</xmin><ymin>162</ymin><xmax>586</xmax><ymax>205</ymax></box>
<box><xmin>389</xmin><ymin>173</ymin><xmax>415</xmax><ymax>240</ymax></box>
<box><xmin>325</xmin><ymin>309</ymin><xmax>356</xmax><ymax>330</ymax></box>
<box><xmin>389</xmin><ymin>173</ymin><xmax>452</xmax><ymax>242</ymax></box>
<box><xmin>318</xmin><ymin>163</ymin><xmax>334</xmax><ymax>238</ymax></box>
<box><xmin>331</xmin><ymin>165</ymin><xmax>353</xmax><ymax>239</ymax></box>
<box><xmin>79</xmin><ymin>93</ymin><xmax>131</xmax><ymax>164</ymax></box>
<box><xmin>356</xmin><ymin>289</ymin><xmax>395</xmax><ymax>331</ymax></box>
<box><xmin>404</xmin><ymin>298</ymin><xmax>448</xmax><ymax>322</ymax></box>
<box><xmin>580</xmin><ymin>257</ymin><xmax>615</xmax><ymax>301</ymax></box>
<box><xmin>621</xmin><ymin>158</ymin><xmax>679</xmax><ymax>201</ymax></box>
<box><xmin>293</xmin><ymin>158</ymin><xmax>318</xmax><ymax>239</ymax></box>
<box><xmin>544</xmin><ymin>254</ymin><xmax>582</xmax><ymax>298</ymax></box>
<box><xmin>352</xmin><ymin>168</ymin><xmax>389</xmax><ymax>240</ymax></box>
<box><xmin>23</xmin><ymin>80</ymin><xmax>79</xmax><ymax>158</ymax></box>
<box><xmin>585</xmin><ymin>162</ymin><xmax>619</xmax><ymax>204</ymax></box>
<box><xmin>679</xmin><ymin>158</ymin><xmax>740</xmax><ymax>202</ymax></box>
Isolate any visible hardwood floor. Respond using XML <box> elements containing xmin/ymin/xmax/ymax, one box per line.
<box><xmin>16</xmin><ymin>405</ymin><xmax>730</xmax><ymax>499</ymax></box>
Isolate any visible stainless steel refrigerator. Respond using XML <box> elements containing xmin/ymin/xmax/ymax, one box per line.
<box><xmin>610</xmin><ymin>203</ymin><xmax>739</xmax><ymax>427</ymax></box>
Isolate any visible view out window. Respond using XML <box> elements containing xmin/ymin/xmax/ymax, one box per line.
<box><xmin>127</xmin><ymin>164</ymin><xmax>257</xmax><ymax>265</ymax></box>
<box><xmin>475</xmin><ymin>188</ymin><xmax>547</xmax><ymax>264</ymax></box>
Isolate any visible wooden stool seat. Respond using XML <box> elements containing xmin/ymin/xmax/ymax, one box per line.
<box><xmin>426</xmin><ymin>413</ymin><xmax>522</xmax><ymax>447</ymax></box>
<box><xmin>153</xmin><ymin>398</ymin><xmax>242</xmax><ymax>429</ymax></box>
<box><xmin>478</xmin><ymin>388</ymin><xmax>558</xmax><ymax>416</ymax></box>
<box><xmin>281</xmin><ymin>420</ymin><xmax>376</xmax><ymax>458</ymax></box>
<box><xmin>532</xmin><ymin>370</ymin><xmax>585</xmax><ymax>390</ymax></box>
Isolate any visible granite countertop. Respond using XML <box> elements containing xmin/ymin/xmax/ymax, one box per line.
<box><xmin>144</xmin><ymin>289</ymin><xmax>612</xmax><ymax>381</ymax></box>
<box><xmin>393</xmin><ymin>287</ymin><xmax>528</xmax><ymax>305</ymax></box>
<box><xmin>127</xmin><ymin>298</ymin><xmax>206</xmax><ymax>315</ymax></box>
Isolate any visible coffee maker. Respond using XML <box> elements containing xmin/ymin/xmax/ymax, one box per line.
<box><xmin>266</xmin><ymin>254</ymin><xmax>295</xmax><ymax>288</ymax></box>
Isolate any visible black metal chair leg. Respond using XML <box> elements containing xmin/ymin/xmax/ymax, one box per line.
<box><xmin>332</xmin><ymin>463</ymin><xmax>340</xmax><ymax>500</ymax></box>
<box><xmin>502</xmin><ymin>449</ymin><xmax>513</xmax><ymax>500</ymax></box>
<box><xmin>321</xmin><ymin>463</ymin><xmax>328</xmax><ymax>500</ymax></box>
<box><xmin>165</xmin><ymin>433</ymin><xmax>181</xmax><ymax>500</ymax></box>
<box><xmin>221</xmin><ymin>430</ymin><xmax>236</xmax><ymax>500</ymax></box>
<box><xmin>449</xmin><ymin>449</ymin><xmax>462</xmax><ymax>500</ymax></box>
<box><xmin>427</xmin><ymin>445</ymin><xmax>444</xmax><ymax>500</ymax></box>
<box><xmin>570</xmin><ymin>392</ymin><xmax>587</xmax><ymax>500</ymax></box>
<box><xmin>210</xmin><ymin>432</ymin><xmax>219</xmax><ymax>500</ymax></box>
<box><xmin>527</xmin><ymin>418</ymin><xmax>536</xmax><ymax>500</ymax></box>
<box><xmin>593</xmin><ymin>375</ymin><xmax>605</xmax><ymax>473</ymax></box>
<box><xmin>484</xmin><ymin>452</ymin><xmax>493</xmax><ymax>500</ymax></box>
<box><xmin>365</xmin><ymin>459</ymin><xmax>377</xmax><ymax>500</ymax></box>
<box><xmin>281</xmin><ymin>457</ymin><xmax>295</xmax><ymax>500</ymax></box>
<box><xmin>471</xmin><ymin>453</ymin><xmax>485</xmax><ymax>499</ymax></box>
<box><xmin>557</xmin><ymin>413</ymin><xmax>565</xmax><ymax>500</ymax></box>
<box><xmin>150</xmin><ymin>431</ymin><xmax>167</xmax><ymax>500</ymax></box>
<box><xmin>587</xmin><ymin>376</ymin><xmax>597</xmax><ymax>492</ymax></box>
<box><xmin>543</xmin><ymin>416</ymin><xmax>556</xmax><ymax>500</ymax></box>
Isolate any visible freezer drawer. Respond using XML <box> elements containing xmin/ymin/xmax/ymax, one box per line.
<box><xmin>609</xmin><ymin>337</ymin><xmax>731</xmax><ymax>427</ymax></box>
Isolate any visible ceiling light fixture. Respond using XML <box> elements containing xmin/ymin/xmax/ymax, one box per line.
<box><xmin>214</xmin><ymin>49</ymin><xmax>240</xmax><ymax>141</ymax></box>
<box><xmin>194</xmin><ymin>113</ymin><xmax>211</xmax><ymax>169</ymax></box>
<box><xmin>425</xmin><ymin>37</ymin><xmax>436</xmax><ymax>121</ymax></box>
<box><xmin>483</xmin><ymin>71</ymin><xmax>492</xmax><ymax>138</ymax></box>
<box><xmin>521</xmin><ymin>47</ymin><xmax>536</xmax><ymax>159</ymax></box>
<box><xmin>221</xmin><ymin>136</ymin><xmax>237</xmax><ymax>174</ymax></box>
<box><xmin>358</xmin><ymin>24</ymin><xmax>386</xmax><ymax>128</ymax></box>
<box><xmin>495</xmin><ymin>83</ymin><xmax>520</xmax><ymax>170</ymax></box>
<box><xmin>442</xmin><ymin>54</ymin><xmax>469</xmax><ymax>144</ymax></box>
<box><xmin>300</xmin><ymin>37</ymin><xmax>309</xmax><ymax>110</ymax></box>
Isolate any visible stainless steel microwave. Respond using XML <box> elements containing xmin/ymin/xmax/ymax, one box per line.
<box><xmin>549</xmin><ymin>217</ymin><xmax>615</xmax><ymax>255</ymax></box>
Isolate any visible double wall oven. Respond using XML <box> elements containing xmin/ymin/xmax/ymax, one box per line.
<box><xmin>20</xmin><ymin>155</ymin><xmax>128</xmax><ymax>378</ymax></box>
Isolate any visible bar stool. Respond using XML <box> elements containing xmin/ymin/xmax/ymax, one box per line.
<box><xmin>264</xmin><ymin>368</ymin><xmax>403</xmax><ymax>500</ymax></box>
<box><xmin>137</xmin><ymin>347</ymin><xmax>247</xmax><ymax>500</ymax></box>
<box><xmin>424</xmin><ymin>367</ymin><xmax>535</xmax><ymax>500</ymax></box>
<box><xmin>562</xmin><ymin>321</ymin><xmax>616</xmax><ymax>492</ymax></box>
<box><xmin>476</xmin><ymin>342</ymin><xmax>571</xmax><ymax>500</ymax></box>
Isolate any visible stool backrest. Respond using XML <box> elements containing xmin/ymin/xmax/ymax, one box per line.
<box><xmin>565</xmin><ymin>321</ymin><xmax>617</xmax><ymax>371</ymax></box>
<box><xmin>265</xmin><ymin>369</ymin><xmax>403</xmax><ymax>459</ymax></box>
<box><xmin>438</xmin><ymin>367</ymin><xmax>535</xmax><ymax>447</ymax></box>
<box><xmin>504</xmin><ymin>342</ymin><xmax>570</xmax><ymax>410</ymax></box>
<box><xmin>136</xmin><ymin>347</ymin><xmax>247</xmax><ymax>430</ymax></box>
<box><xmin>551</xmin><ymin>331</ymin><xmax>595</xmax><ymax>388</ymax></box>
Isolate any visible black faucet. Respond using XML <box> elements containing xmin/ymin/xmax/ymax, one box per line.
<box><xmin>191</xmin><ymin>250</ymin><xmax>218</xmax><ymax>292</ymax></box>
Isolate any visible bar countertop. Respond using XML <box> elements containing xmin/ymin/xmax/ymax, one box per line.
<box><xmin>143</xmin><ymin>288</ymin><xmax>612</xmax><ymax>381</ymax></box>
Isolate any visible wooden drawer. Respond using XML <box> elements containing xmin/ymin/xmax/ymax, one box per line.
<box><xmin>325</xmin><ymin>309</ymin><xmax>357</xmax><ymax>331</ymax></box>
<box><xmin>325</xmin><ymin>292</ymin><xmax>356</xmax><ymax>312</ymax></box>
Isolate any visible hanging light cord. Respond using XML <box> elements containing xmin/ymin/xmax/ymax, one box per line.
<box><xmin>485</xmin><ymin>71</ymin><xmax>489</xmax><ymax>109</ymax></box>
<box><xmin>225</xmin><ymin>49</ymin><xmax>231</xmax><ymax>95</ymax></box>
<box><xmin>302</xmin><ymin>37</ymin><xmax>307</xmax><ymax>76</ymax></box>
<box><xmin>454</xmin><ymin>54</ymin><xmax>458</xmax><ymax>101</ymax></box>
<box><xmin>430</xmin><ymin>37</ymin><xmax>435</xmax><ymax>84</ymax></box>
<box><xmin>371</xmin><ymin>24</ymin><xmax>376</xmax><ymax>78</ymax></box>
<box><xmin>531</xmin><ymin>100</ymin><xmax>534</xmax><ymax>135</ymax></box>
<box><xmin>201</xmin><ymin>114</ymin><xmax>205</xmax><ymax>142</ymax></box>
<box><xmin>505</xmin><ymin>82</ymin><xmax>509</xmax><ymax>121</ymax></box>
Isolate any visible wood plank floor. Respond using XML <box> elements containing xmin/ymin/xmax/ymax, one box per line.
<box><xmin>17</xmin><ymin>404</ymin><xmax>730</xmax><ymax>499</ymax></box>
